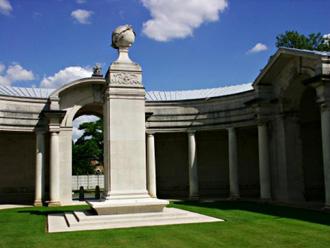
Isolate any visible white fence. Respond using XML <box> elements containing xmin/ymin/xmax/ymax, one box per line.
<box><xmin>72</xmin><ymin>175</ymin><xmax>104</xmax><ymax>190</ymax></box>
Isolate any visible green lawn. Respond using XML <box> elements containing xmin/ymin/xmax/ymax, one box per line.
<box><xmin>0</xmin><ymin>201</ymin><xmax>330</xmax><ymax>248</ymax></box>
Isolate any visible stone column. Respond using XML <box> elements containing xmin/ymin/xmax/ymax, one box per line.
<box><xmin>147</xmin><ymin>132</ymin><xmax>157</xmax><ymax>198</ymax></box>
<box><xmin>34</xmin><ymin>131</ymin><xmax>45</xmax><ymax>206</ymax></box>
<box><xmin>258</xmin><ymin>123</ymin><xmax>271</xmax><ymax>200</ymax></box>
<box><xmin>320</xmin><ymin>103</ymin><xmax>330</xmax><ymax>208</ymax></box>
<box><xmin>103</xmin><ymin>89</ymin><xmax>110</xmax><ymax>197</ymax></box>
<box><xmin>228</xmin><ymin>127</ymin><xmax>239</xmax><ymax>198</ymax></box>
<box><xmin>49</xmin><ymin>131</ymin><xmax>60</xmax><ymax>206</ymax></box>
<box><xmin>187</xmin><ymin>131</ymin><xmax>199</xmax><ymax>199</ymax></box>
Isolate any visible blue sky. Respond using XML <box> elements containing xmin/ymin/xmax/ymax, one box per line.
<box><xmin>0</xmin><ymin>0</ymin><xmax>329</xmax><ymax>91</ymax></box>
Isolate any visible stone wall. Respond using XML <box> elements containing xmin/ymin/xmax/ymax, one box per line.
<box><xmin>237</xmin><ymin>127</ymin><xmax>259</xmax><ymax>198</ymax></box>
<box><xmin>146</xmin><ymin>91</ymin><xmax>256</xmax><ymax>131</ymax></box>
<box><xmin>0</xmin><ymin>96</ymin><xmax>48</xmax><ymax>132</ymax></box>
<box><xmin>0</xmin><ymin>132</ymin><xmax>36</xmax><ymax>203</ymax></box>
<box><xmin>196</xmin><ymin>130</ymin><xmax>229</xmax><ymax>197</ymax></box>
<box><xmin>155</xmin><ymin>133</ymin><xmax>189</xmax><ymax>198</ymax></box>
<box><xmin>72</xmin><ymin>175</ymin><xmax>104</xmax><ymax>190</ymax></box>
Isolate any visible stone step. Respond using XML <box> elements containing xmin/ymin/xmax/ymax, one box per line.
<box><xmin>64</xmin><ymin>213</ymin><xmax>78</xmax><ymax>227</ymax></box>
<box><xmin>66</xmin><ymin>210</ymin><xmax>194</xmax><ymax>227</ymax></box>
<box><xmin>48</xmin><ymin>207</ymin><xmax>223</xmax><ymax>233</ymax></box>
<box><xmin>73</xmin><ymin>208</ymin><xmax>188</xmax><ymax>223</ymax></box>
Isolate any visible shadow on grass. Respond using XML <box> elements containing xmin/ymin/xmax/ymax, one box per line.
<box><xmin>18</xmin><ymin>205</ymin><xmax>93</xmax><ymax>216</ymax></box>
<box><xmin>16</xmin><ymin>201</ymin><xmax>330</xmax><ymax>227</ymax></box>
<box><xmin>174</xmin><ymin>200</ymin><xmax>330</xmax><ymax>226</ymax></box>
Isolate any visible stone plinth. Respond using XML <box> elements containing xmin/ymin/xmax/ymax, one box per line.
<box><xmin>88</xmin><ymin>198</ymin><xmax>169</xmax><ymax>215</ymax></box>
<box><xmin>48</xmin><ymin>207</ymin><xmax>222</xmax><ymax>233</ymax></box>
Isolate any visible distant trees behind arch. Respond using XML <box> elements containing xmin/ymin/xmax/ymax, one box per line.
<box><xmin>72</xmin><ymin>118</ymin><xmax>103</xmax><ymax>175</ymax></box>
<box><xmin>276</xmin><ymin>31</ymin><xmax>330</xmax><ymax>51</ymax></box>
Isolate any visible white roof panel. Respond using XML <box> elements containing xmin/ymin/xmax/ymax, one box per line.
<box><xmin>145</xmin><ymin>83</ymin><xmax>253</xmax><ymax>101</ymax></box>
<box><xmin>0</xmin><ymin>83</ymin><xmax>253</xmax><ymax>101</ymax></box>
<box><xmin>0</xmin><ymin>85</ymin><xmax>55</xmax><ymax>99</ymax></box>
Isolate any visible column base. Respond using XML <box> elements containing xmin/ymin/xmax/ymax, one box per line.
<box><xmin>34</xmin><ymin>200</ymin><xmax>43</xmax><ymax>207</ymax></box>
<box><xmin>260</xmin><ymin>197</ymin><xmax>272</xmax><ymax>203</ymax></box>
<box><xmin>228</xmin><ymin>195</ymin><xmax>240</xmax><ymax>200</ymax></box>
<box><xmin>48</xmin><ymin>201</ymin><xmax>61</xmax><ymax>207</ymax></box>
<box><xmin>189</xmin><ymin>195</ymin><xmax>200</xmax><ymax>201</ymax></box>
<box><xmin>323</xmin><ymin>205</ymin><xmax>330</xmax><ymax>212</ymax></box>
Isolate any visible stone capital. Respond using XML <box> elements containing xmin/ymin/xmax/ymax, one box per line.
<box><xmin>320</xmin><ymin>101</ymin><xmax>330</xmax><ymax>112</ymax></box>
<box><xmin>227</xmin><ymin>127</ymin><xmax>236</xmax><ymax>132</ymax></box>
<box><xmin>304</xmin><ymin>74</ymin><xmax>330</xmax><ymax>103</ymax></box>
<box><xmin>187</xmin><ymin>130</ymin><xmax>196</xmax><ymax>135</ymax></box>
<box><xmin>146</xmin><ymin>131</ymin><xmax>156</xmax><ymax>135</ymax></box>
<box><xmin>43</xmin><ymin>110</ymin><xmax>66</xmax><ymax>133</ymax></box>
<box><xmin>34</xmin><ymin>127</ymin><xmax>47</xmax><ymax>134</ymax></box>
<box><xmin>279</xmin><ymin>110</ymin><xmax>300</xmax><ymax>122</ymax></box>
<box><xmin>257</xmin><ymin>119</ymin><xmax>269</xmax><ymax>126</ymax></box>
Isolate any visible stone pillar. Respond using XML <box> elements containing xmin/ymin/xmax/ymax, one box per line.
<box><xmin>44</xmin><ymin>110</ymin><xmax>65</xmax><ymax>206</ymax></box>
<box><xmin>188</xmin><ymin>131</ymin><xmax>199</xmax><ymax>199</ymax></box>
<box><xmin>102</xmin><ymin>69</ymin><xmax>149</xmax><ymax>201</ymax></box>
<box><xmin>320</xmin><ymin>103</ymin><xmax>330</xmax><ymax>207</ymax></box>
<box><xmin>258</xmin><ymin>123</ymin><xmax>271</xmax><ymax>200</ymax></box>
<box><xmin>103</xmin><ymin>96</ymin><xmax>110</xmax><ymax>197</ymax></box>
<box><xmin>228</xmin><ymin>127</ymin><xmax>239</xmax><ymax>198</ymax></box>
<box><xmin>89</xmin><ymin>25</ymin><xmax>168</xmax><ymax>215</ymax></box>
<box><xmin>34</xmin><ymin>131</ymin><xmax>45</xmax><ymax>206</ymax></box>
<box><xmin>275</xmin><ymin>112</ymin><xmax>305</xmax><ymax>202</ymax></box>
<box><xmin>49</xmin><ymin>131</ymin><xmax>60</xmax><ymax>206</ymax></box>
<box><xmin>147</xmin><ymin>133</ymin><xmax>157</xmax><ymax>198</ymax></box>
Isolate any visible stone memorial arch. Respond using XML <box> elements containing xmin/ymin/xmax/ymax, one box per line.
<box><xmin>0</xmin><ymin>25</ymin><xmax>329</xmax><ymax>213</ymax></box>
<box><xmin>41</xmin><ymin>25</ymin><xmax>168</xmax><ymax>213</ymax></box>
<box><xmin>41</xmin><ymin>76</ymin><xmax>105</xmax><ymax>205</ymax></box>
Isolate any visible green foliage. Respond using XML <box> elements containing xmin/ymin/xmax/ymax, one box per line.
<box><xmin>72</xmin><ymin>118</ymin><xmax>103</xmax><ymax>175</ymax></box>
<box><xmin>276</xmin><ymin>31</ymin><xmax>330</xmax><ymax>51</ymax></box>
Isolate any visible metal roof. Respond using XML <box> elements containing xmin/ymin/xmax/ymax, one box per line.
<box><xmin>145</xmin><ymin>83</ymin><xmax>253</xmax><ymax>101</ymax></box>
<box><xmin>0</xmin><ymin>85</ymin><xmax>54</xmax><ymax>99</ymax></box>
<box><xmin>0</xmin><ymin>83</ymin><xmax>253</xmax><ymax>101</ymax></box>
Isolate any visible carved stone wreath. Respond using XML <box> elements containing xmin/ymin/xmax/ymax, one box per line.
<box><xmin>110</xmin><ymin>72</ymin><xmax>141</xmax><ymax>86</ymax></box>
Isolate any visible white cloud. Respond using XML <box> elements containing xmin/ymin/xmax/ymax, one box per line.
<box><xmin>72</xmin><ymin>115</ymin><xmax>99</xmax><ymax>142</ymax></box>
<box><xmin>6</xmin><ymin>64</ymin><xmax>35</xmax><ymax>81</ymax></box>
<box><xmin>247</xmin><ymin>43</ymin><xmax>268</xmax><ymax>54</ymax></box>
<box><xmin>71</xmin><ymin>9</ymin><xmax>93</xmax><ymax>24</ymax></box>
<box><xmin>0</xmin><ymin>63</ymin><xmax>5</xmax><ymax>74</ymax></box>
<box><xmin>0</xmin><ymin>75</ymin><xmax>10</xmax><ymax>86</ymax></box>
<box><xmin>0</xmin><ymin>63</ymin><xmax>35</xmax><ymax>86</ymax></box>
<box><xmin>40</xmin><ymin>66</ymin><xmax>92</xmax><ymax>88</ymax></box>
<box><xmin>141</xmin><ymin>0</ymin><xmax>228</xmax><ymax>42</ymax></box>
<box><xmin>0</xmin><ymin>0</ymin><xmax>12</xmax><ymax>15</ymax></box>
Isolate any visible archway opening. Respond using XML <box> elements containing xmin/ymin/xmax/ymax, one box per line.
<box><xmin>71</xmin><ymin>103</ymin><xmax>104</xmax><ymax>201</ymax></box>
<box><xmin>300</xmin><ymin>87</ymin><xmax>324</xmax><ymax>202</ymax></box>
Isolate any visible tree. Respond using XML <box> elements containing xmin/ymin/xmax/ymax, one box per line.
<box><xmin>276</xmin><ymin>31</ymin><xmax>330</xmax><ymax>52</ymax></box>
<box><xmin>72</xmin><ymin>118</ymin><xmax>103</xmax><ymax>175</ymax></box>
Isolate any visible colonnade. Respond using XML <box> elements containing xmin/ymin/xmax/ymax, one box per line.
<box><xmin>145</xmin><ymin>126</ymin><xmax>271</xmax><ymax>200</ymax></box>
<box><xmin>34</xmin><ymin>103</ymin><xmax>330</xmax><ymax>208</ymax></box>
